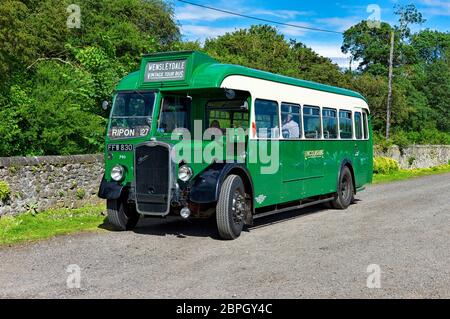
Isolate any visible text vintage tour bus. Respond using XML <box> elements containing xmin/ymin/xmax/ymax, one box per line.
<box><xmin>98</xmin><ymin>51</ymin><xmax>373</xmax><ymax>240</ymax></box>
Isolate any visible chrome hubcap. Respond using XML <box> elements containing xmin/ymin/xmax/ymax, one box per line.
<box><xmin>231</xmin><ymin>190</ymin><xmax>246</xmax><ymax>225</ymax></box>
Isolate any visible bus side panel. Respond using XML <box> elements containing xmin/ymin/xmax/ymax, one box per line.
<box><xmin>280</xmin><ymin>140</ymin><xmax>305</xmax><ymax>203</ymax></box>
<box><xmin>247</xmin><ymin>139</ymin><xmax>282</xmax><ymax>208</ymax></box>
<box><xmin>302</xmin><ymin>140</ymin><xmax>326</xmax><ymax>198</ymax></box>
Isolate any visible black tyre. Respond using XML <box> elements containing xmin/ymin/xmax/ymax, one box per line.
<box><xmin>330</xmin><ymin>166</ymin><xmax>354</xmax><ymax>209</ymax></box>
<box><xmin>216</xmin><ymin>175</ymin><xmax>247</xmax><ymax>240</ymax></box>
<box><xmin>107</xmin><ymin>198</ymin><xmax>140</xmax><ymax>231</ymax></box>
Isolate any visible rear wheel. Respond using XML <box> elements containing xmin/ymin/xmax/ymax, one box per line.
<box><xmin>107</xmin><ymin>198</ymin><xmax>140</xmax><ymax>231</ymax></box>
<box><xmin>330</xmin><ymin>166</ymin><xmax>354</xmax><ymax>209</ymax></box>
<box><xmin>216</xmin><ymin>175</ymin><xmax>248</xmax><ymax>240</ymax></box>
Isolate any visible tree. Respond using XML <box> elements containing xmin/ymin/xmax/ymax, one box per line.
<box><xmin>0</xmin><ymin>0</ymin><xmax>180</xmax><ymax>156</ymax></box>
<box><xmin>342</xmin><ymin>21</ymin><xmax>397</xmax><ymax>75</ymax></box>
<box><xmin>411</xmin><ymin>30</ymin><xmax>450</xmax><ymax>64</ymax></box>
<box><xmin>342</xmin><ymin>4</ymin><xmax>430</xmax><ymax>140</ymax></box>
<box><xmin>395</xmin><ymin>4</ymin><xmax>426</xmax><ymax>40</ymax></box>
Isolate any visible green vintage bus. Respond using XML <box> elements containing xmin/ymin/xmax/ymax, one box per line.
<box><xmin>98</xmin><ymin>51</ymin><xmax>373</xmax><ymax>240</ymax></box>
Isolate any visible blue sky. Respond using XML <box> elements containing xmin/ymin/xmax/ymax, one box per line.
<box><xmin>170</xmin><ymin>0</ymin><xmax>450</xmax><ymax>68</ymax></box>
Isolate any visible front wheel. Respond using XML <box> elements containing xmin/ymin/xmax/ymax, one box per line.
<box><xmin>216</xmin><ymin>175</ymin><xmax>248</xmax><ymax>240</ymax></box>
<box><xmin>107</xmin><ymin>198</ymin><xmax>140</xmax><ymax>231</ymax></box>
<box><xmin>330</xmin><ymin>166</ymin><xmax>354</xmax><ymax>209</ymax></box>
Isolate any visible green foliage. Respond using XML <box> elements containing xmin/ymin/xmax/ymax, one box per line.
<box><xmin>394</xmin><ymin>4</ymin><xmax>426</xmax><ymax>39</ymax></box>
<box><xmin>342</xmin><ymin>4</ymin><xmax>449</xmax><ymax>140</ymax></box>
<box><xmin>373</xmin><ymin>157</ymin><xmax>400</xmax><ymax>174</ymax></box>
<box><xmin>373</xmin><ymin>133</ymin><xmax>393</xmax><ymax>152</ymax></box>
<box><xmin>0</xmin><ymin>181</ymin><xmax>11</xmax><ymax>202</ymax></box>
<box><xmin>342</xmin><ymin>21</ymin><xmax>397</xmax><ymax>74</ymax></box>
<box><xmin>0</xmin><ymin>0</ymin><xmax>180</xmax><ymax>157</ymax></box>
<box><xmin>76</xmin><ymin>188</ymin><xmax>86</xmax><ymax>200</ymax></box>
<box><xmin>393</xmin><ymin>129</ymin><xmax>450</xmax><ymax>145</ymax></box>
<box><xmin>373</xmin><ymin>164</ymin><xmax>450</xmax><ymax>184</ymax></box>
<box><xmin>25</xmin><ymin>201</ymin><xmax>39</xmax><ymax>216</ymax></box>
<box><xmin>390</xmin><ymin>131</ymin><xmax>410</xmax><ymax>151</ymax></box>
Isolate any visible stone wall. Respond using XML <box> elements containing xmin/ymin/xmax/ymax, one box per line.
<box><xmin>0</xmin><ymin>155</ymin><xmax>104</xmax><ymax>216</ymax></box>
<box><xmin>374</xmin><ymin>145</ymin><xmax>450</xmax><ymax>169</ymax></box>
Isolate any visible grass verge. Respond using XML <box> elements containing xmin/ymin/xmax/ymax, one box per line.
<box><xmin>373</xmin><ymin>164</ymin><xmax>450</xmax><ymax>184</ymax></box>
<box><xmin>0</xmin><ymin>205</ymin><xmax>105</xmax><ymax>246</ymax></box>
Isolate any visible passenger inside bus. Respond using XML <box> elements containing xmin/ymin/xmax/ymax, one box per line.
<box><xmin>282</xmin><ymin>112</ymin><xmax>300</xmax><ymax>138</ymax></box>
<box><xmin>210</xmin><ymin>120</ymin><xmax>221</xmax><ymax>129</ymax></box>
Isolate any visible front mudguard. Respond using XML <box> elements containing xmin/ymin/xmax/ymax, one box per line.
<box><xmin>189</xmin><ymin>163</ymin><xmax>253</xmax><ymax>204</ymax></box>
<box><xmin>98</xmin><ymin>175</ymin><xmax>124</xmax><ymax>200</ymax></box>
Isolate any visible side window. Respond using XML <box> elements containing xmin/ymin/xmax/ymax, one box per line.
<box><xmin>206</xmin><ymin>100</ymin><xmax>249</xmax><ymax>132</ymax></box>
<box><xmin>339</xmin><ymin>110</ymin><xmax>353</xmax><ymax>139</ymax></box>
<box><xmin>232</xmin><ymin>111</ymin><xmax>249</xmax><ymax>129</ymax></box>
<box><xmin>281</xmin><ymin>103</ymin><xmax>301</xmax><ymax>139</ymax></box>
<box><xmin>322</xmin><ymin>108</ymin><xmax>338</xmax><ymax>139</ymax></box>
<box><xmin>208</xmin><ymin>110</ymin><xmax>230</xmax><ymax>132</ymax></box>
<box><xmin>363</xmin><ymin>111</ymin><xmax>369</xmax><ymax>139</ymax></box>
<box><xmin>303</xmin><ymin>106</ymin><xmax>321</xmax><ymax>139</ymax></box>
<box><xmin>158</xmin><ymin>96</ymin><xmax>190</xmax><ymax>133</ymax></box>
<box><xmin>254</xmin><ymin>99</ymin><xmax>280</xmax><ymax>138</ymax></box>
<box><xmin>354</xmin><ymin>112</ymin><xmax>363</xmax><ymax>140</ymax></box>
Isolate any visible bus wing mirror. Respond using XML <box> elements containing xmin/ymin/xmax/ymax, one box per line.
<box><xmin>102</xmin><ymin>101</ymin><xmax>109</xmax><ymax>111</ymax></box>
<box><xmin>241</xmin><ymin>101</ymin><xmax>249</xmax><ymax>111</ymax></box>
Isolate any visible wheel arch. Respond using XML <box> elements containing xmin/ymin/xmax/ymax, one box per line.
<box><xmin>339</xmin><ymin>159</ymin><xmax>356</xmax><ymax>194</ymax></box>
<box><xmin>189</xmin><ymin>162</ymin><xmax>255</xmax><ymax>214</ymax></box>
<box><xmin>226</xmin><ymin>166</ymin><xmax>255</xmax><ymax>214</ymax></box>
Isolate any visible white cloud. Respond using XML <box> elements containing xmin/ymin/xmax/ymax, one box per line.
<box><xmin>315</xmin><ymin>16</ymin><xmax>361</xmax><ymax>32</ymax></box>
<box><xmin>252</xmin><ymin>9</ymin><xmax>311</xmax><ymax>19</ymax></box>
<box><xmin>180</xmin><ymin>25</ymin><xmax>239</xmax><ymax>41</ymax></box>
<box><xmin>307</xmin><ymin>43</ymin><xmax>345</xmax><ymax>57</ymax></box>
<box><xmin>175</xmin><ymin>5</ymin><xmax>231</xmax><ymax>22</ymax></box>
<box><xmin>307</xmin><ymin>43</ymin><xmax>360</xmax><ymax>69</ymax></box>
<box><xmin>421</xmin><ymin>0</ymin><xmax>450</xmax><ymax>10</ymax></box>
<box><xmin>175</xmin><ymin>4</ymin><xmax>312</xmax><ymax>22</ymax></box>
<box><xmin>420</xmin><ymin>0</ymin><xmax>450</xmax><ymax>16</ymax></box>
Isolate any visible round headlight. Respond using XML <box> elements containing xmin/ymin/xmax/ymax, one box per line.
<box><xmin>178</xmin><ymin>165</ymin><xmax>193</xmax><ymax>182</ymax></box>
<box><xmin>111</xmin><ymin>165</ymin><xmax>124</xmax><ymax>182</ymax></box>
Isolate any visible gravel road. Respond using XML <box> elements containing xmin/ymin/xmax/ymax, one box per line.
<box><xmin>1</xmin><ymin>173</ymin><xmax>449</xmax><ymax>298</ymax></box>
